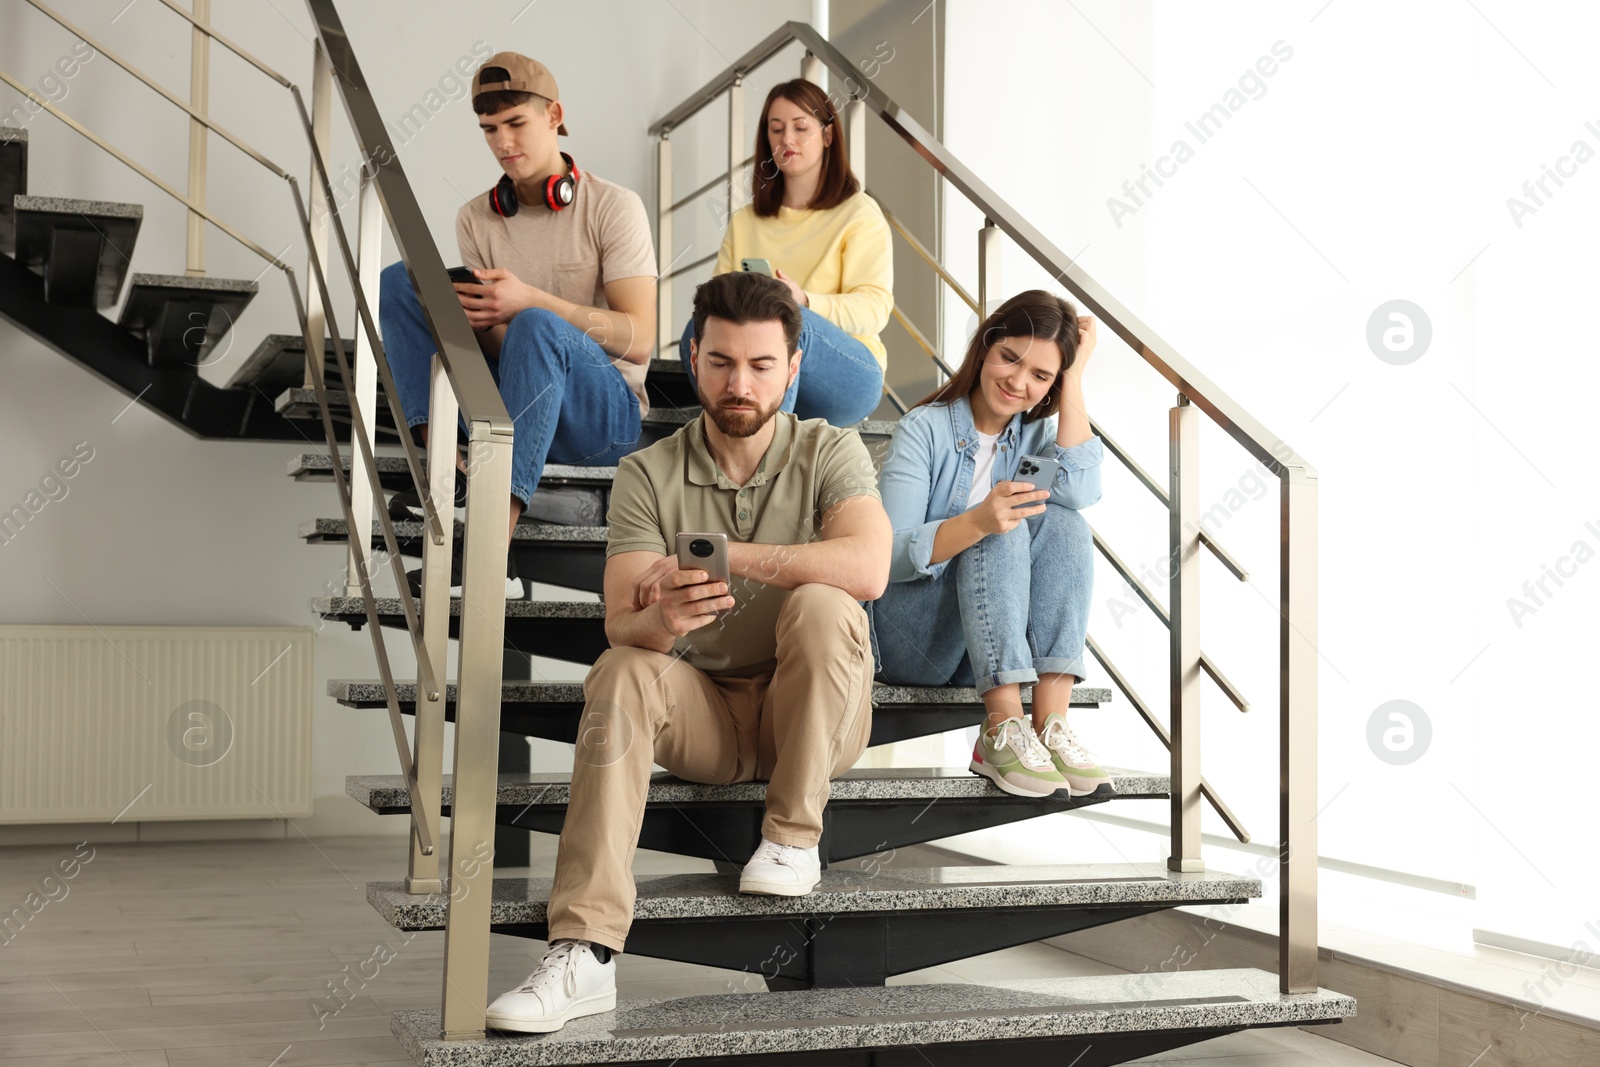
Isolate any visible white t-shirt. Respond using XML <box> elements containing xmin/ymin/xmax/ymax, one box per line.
<box><xmin>966</xmin><ymin>430</ymin><xmax>1001</xmax><ymax>509</ymax></box>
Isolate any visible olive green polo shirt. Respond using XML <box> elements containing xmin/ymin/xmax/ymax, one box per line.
<box><xmin>605</xmin><ymin>412</ymin><xmax>881</xmax><ymax>676</ymax></box>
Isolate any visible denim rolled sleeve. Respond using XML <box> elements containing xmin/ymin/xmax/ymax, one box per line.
<box><xmin>1046</xmin><ymin>435</ymin><xmax>1105</xmax><ymax>510</ymax></box>
<box><xmin>878</xmin><ymin>411</ymin><xmax>951</xmax><ymax>583</ymax></box>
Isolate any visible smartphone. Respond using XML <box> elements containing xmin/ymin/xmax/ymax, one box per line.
<box><xmin>675</xmin><ymin>532</ymin><xmax>732</xmax><ymax>615</ymax></box>
<box><xmin>1013</xmin><ymin>454</ymin><xmax>1061</xmax><ymax>508</ymax></box>
<box><xmin>740</xmin><ymin>258</ymin><xmax>773</xmax><ymax>276</ymax></box>
<box><xmin>447</xmin><ymin>266</ymin><xmax>477</xmax><ymax>284</ymax></box>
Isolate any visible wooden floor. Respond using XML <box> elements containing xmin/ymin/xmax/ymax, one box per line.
<box><xmin>0</xmin><ymin>834</ymin><xmax>1396</xmax><ymax>1066</ymax></box>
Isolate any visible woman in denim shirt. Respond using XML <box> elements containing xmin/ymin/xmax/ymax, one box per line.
<box><xmin>870</xmin><ymin>290</ymin><xmax>1110</xmax><ymax>799</ymax></box>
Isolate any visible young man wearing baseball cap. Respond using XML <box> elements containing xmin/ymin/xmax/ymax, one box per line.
<box><xmin>379</xmin><ymin>52</ymin><xmax>656</xmax><ymax>597</ymax></box>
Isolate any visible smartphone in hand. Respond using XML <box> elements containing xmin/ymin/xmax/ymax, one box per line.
<box><xmin>447</xmin><ymin>266</ymin><xmax>477</xmax><ymax>284</ymax></box>
<box><xmin>1012</xmin><ymin>454</ymin><xmax>1061</xmax><ymax>508</ymax></box>
<box><xmin>676</xmin><ymin>532</ymin><xmax>732</xmax><ymax>616</ymax></box>
<box><xmin>740</xmin><ymin>258</ymin><xmax>773</xmax><ymax>276</ymax></box>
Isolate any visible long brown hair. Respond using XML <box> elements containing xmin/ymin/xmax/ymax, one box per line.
<box><xmin>917</xmin><ymin>290</ymin><xmax>1081</xmax><ymax>423</ymax></box>
<box><xmin>752</xmin><ymin>79</ymin><xmax>859</xmax><ymax>217</ymax></box>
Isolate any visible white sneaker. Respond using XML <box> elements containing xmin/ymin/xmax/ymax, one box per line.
<box><xmin>739</xmin><ymin>837</ymin><xmax>822</xmax><ymax>896</ymax></box>
<box><xmin>484</xmin><ymin>940</ymin><xmax>616</xmax><ymax>1034</ymax></box>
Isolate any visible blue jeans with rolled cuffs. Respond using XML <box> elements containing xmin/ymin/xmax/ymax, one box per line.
<box><xmin>677</xmin><ymin>306</ymin><xmax>885</xmax><ymax>427</ymax></box>
<box><xmin>868</xmin><ymin>502</ymin><xmax>1094</xmax><ymax>696</ymax></box>
<box><xmin>379</xmin><ymin>261</ymin><xmax>642</xmax><ymax>506</ymax></box>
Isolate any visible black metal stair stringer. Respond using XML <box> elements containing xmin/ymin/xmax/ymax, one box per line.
<box><xmin>0</xmin><ymin>253</ymin><xmax>332</xmax><ymax>441</ymax></box>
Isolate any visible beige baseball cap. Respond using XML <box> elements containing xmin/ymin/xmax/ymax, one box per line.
<box><xmin>472</xmin><ymin>52</ymin><xmax>568</xmax><ymax>134</ymax></box>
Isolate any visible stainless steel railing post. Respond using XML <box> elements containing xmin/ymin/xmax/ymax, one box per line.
<box><xmin>184</xmin><ymin>0</ymin><xmax>209</xmax><ymax>275</ymax></box>
<box><xmin>302</xmin><ymin>45</ymin><xmax>332</xmax><ymax>388</ymax></box>
<box><xmin>728</xmin><ymin>75</ymin><xmax>744</xmax><ymax>229</ymax></box>
<box><xmin>657</xmin><ymin>132</ymin><xmax>673</xmax><ymax>352</ymax></box>
<box><xmin>1168</xmin><ymin>395</ymin><xmax>1203</xmax><ymax>873</ymax></box>
<box><xmin>439</xmin><ymin>426</ymin><xmax>513</xmax><ymax>1038</ymax></box>
<box><xmin>409</xmin><ymin>352</ymin><xmax>458</xmax><ymax>895</ymax></box>
<box><xmin>978</xmin><ymin>220</ymin><xmax>1002</xmax><ymax>316</ymax></box>
<box><xmin>1280</xmin><ymin>465</ymin><xmax>1319</xmax><ymax>992</ymax></box>
<box><xmin>344</xmin><ymin>164</ymin><xmax>381</xmax><ymax>597</ymax></box>
<box><xmin>844</xmin><ymin>98</ymin><xmax>866</xmax><ymax>185</ymax></box>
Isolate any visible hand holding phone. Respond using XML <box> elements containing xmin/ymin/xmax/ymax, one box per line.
<box><xmin>740</xmin><ymin>258</ymin><xmax>773</xmax><ymax>276</ymax></box>
<box><xmin>447</xmin><ymin>266</ymin><xmax>477</xmax><ymax>284</ymax></box>
<box><xmin>1013</xmin><ymin>454</ymin><xmax>1061</xmax><ymax>506</ymax></box>
<box><xmin>665</xmin><ymin>532</ymin><xmax>734</xmax><ymax>629</ymax></box>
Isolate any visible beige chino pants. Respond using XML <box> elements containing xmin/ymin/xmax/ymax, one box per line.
<box><xmin>545</xmin><ymin>583</ymin><xmax>874</xmax><ymax>952</ymax></box>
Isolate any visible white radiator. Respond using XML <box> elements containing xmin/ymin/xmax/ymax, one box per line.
<box><xmin>0</xmin><ymin>625</ymin><xmax>313</xmax><ymax>824</ymax></box>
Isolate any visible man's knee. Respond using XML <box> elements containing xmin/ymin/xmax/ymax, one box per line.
<box><xmin>379</xmin><ymin>260</ymin><xmax>414</xmax><ymax>305</ymax></box>
<box><xmin>504</xmin><ymin>306</ymin><xmax>570</xmax><ymax>347</ymax></box>
<box><xmin>575</xmin><ymin>648</ymin><xmax>671</xmax><ymax>768</ymax></box>
<box><xmin>583</xmin><ymin>646</ymin><xmax>674</xmax><ymax>702</ymax></box>
<box><xmin>777</xmin><ymin>584</ymin><xmax>869</xmax><ymax>653</ymax></box>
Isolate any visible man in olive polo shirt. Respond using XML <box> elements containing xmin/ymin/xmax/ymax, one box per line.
<box><xmin>484</xmin><ymin>272</ymin><xmax>891</xmax><ymax>1034</ymax></box>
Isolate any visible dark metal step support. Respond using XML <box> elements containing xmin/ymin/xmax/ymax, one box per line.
<box><xmin>491</xmin><ymin>901</ymin><xmax>1240</xmax><ymax>991</ymax></box>
<box><xmin>44</xmin><ymin>227</ymin><xmax>104</xmax><ymax>307</ymax></box>
<box><xmin>495</xmin><ymin>649</ymin><xmax>532</xmax><ymax>868</ymax></box>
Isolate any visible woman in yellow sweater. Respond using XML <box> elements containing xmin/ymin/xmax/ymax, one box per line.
<box><xmin>678</xmin><ymin>79</ymin><xmax>891</xmax><ymax>426</ymax></box>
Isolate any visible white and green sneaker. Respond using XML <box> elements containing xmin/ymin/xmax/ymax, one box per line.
<box><xmin>1037</xmin><ymin>713</ymin><xmax>1116</xmax><ymax>798</ymax></box>
<box><xmin>970</xmin><ymin>717</ymin><xmax>1066</xmax><ymax>797</ymax></box>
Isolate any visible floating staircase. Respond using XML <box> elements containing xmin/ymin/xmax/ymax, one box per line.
<box><xmin>307</xmin><ymin>384</ymin><xmax>1347</xmax><ymax>1062</ymax></box>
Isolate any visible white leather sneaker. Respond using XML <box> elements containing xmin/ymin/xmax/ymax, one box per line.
<box><xmin>484</xmin><ymin>940</ymin><xmax>616</xmax><ymax>1034</ymax></box>
<box><xmin>738</xmin><ymin>837</ymin><xmax>822</xmax><ymax>896</ymax></box>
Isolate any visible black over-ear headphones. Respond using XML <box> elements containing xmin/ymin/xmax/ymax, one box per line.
<box><xmin>489</xmin><ymin>152</ymin><xmax>582</xmax><ymax>217</ymax></box>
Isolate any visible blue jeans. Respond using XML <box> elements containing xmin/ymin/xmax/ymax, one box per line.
<box><xmin>677</xmin><ymin>306</ymin><xmax>884</xmax><ymax>426</ymax></box>
<box><xmin>379</xmin><ymin>262</ymin><xmax>642</xmax><ymax>505</ymax></box>
<box><xmin>869</xmin><ymin>503</ymin><xmax>1094</xmax><ymax>695</ymax></box>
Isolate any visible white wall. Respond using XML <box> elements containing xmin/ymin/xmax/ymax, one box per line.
<box><xmin>942</xmin><ymin>0</ymin><xmax>1598</xmax><ymax>951</ymax></box>
<box><xmin>0</xmin><ymin>0</ymin><xmax>806</xmax><ymax>838</ymax></box>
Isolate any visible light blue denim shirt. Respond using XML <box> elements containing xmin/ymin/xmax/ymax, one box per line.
<box><xmin>878</xmin><ymin>395</ymin><xmax>1104</xmax><ymax>584</ymax></box>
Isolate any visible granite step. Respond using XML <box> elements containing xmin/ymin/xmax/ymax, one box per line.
<box><xmin>366</xmin><ymin>863</ymin><xmax>1258</xmax><ymax>988</ymax></box>
<box><xmin>13</xmin><ymin>195</ymin><xmax>142</xmax><ymax>308</ymax></box>
<box><xmin>346</xmin><ymin>764</ymin><xmax>1157</xmax><ymax>866</ymax></box>
<box><xmin>389</xmin><ymin>969</ymin><xmax>1354</xmax><ymax>1066</ymax></box>
<box><xmin>116</xmin><ymin>272</ymin><xmax>258</xmax><ymax>367</ymax></box>
<box><xmin>302</xmin><ymin>518</ymin><xmax>609</xmax><ymax>593</ymax></box>
<box><xmin>275</xmin><ymin>387</ymin><xmax>709</xmax><ymax>445</ymax></box>
<box><xmin>289</xmin><ymin>452</ymin><xmax>618</xmax><ymax>491</ymax></box>
<box><xmin>330</xmin><ymin>678</ymin><xmax>1113</xmax><ymax>750</ymax></box>
<box><xmin>0</xmin><ymin>129</ymin><xmax>27</xmax><ymax>256</ymax></box>
<box><xmin>277</xmin><ymin>385</ymin><xmax>899</xmax><ymax>450</ymax></box>
<box><xmin>245</xmin><ymin>343</ymin><xmax>691</xmax><ymax>405</ymax></box>
<box><xmin>225</xmin><ymin>332</ymin><xmax>353</xmax><ymax>393</ymax></box>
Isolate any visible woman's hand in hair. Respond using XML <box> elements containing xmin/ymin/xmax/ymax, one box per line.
<box><xmin>971</xmin><ymin>481</ymin><xmax>1049</xmax><ymax>537</ymax></box>
<box><xmin>773</xmin><ymin>268</ymin><xmax>810</xmax><ymax>308</ymax></box>
<box><xmin>1068</xmin><ymin>316</ymin><xmax>1097</xmax><ymax>376</ymax></box>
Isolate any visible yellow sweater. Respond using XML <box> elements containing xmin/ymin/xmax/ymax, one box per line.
<box><xmin>715</xmin><ymin>193</ymin><xmax>894</xmax><ymax>369</ymax></box>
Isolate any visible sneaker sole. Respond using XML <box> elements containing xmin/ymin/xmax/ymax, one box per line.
<box><xmin>739</xmin><ymin>874</ymin><xmax>821</xmax><ymax>896</ymax></box>
<box><xmin>968</xmin><ymin>758</ymin><xmax>1060</xmax><ymax>798</ymax></box>
<box><xmin>1056</xmin><ymin>780</ymin><xmax>1119</xmax><ymax>799</ymax></box>
<box><xmin>486</xmin><ymin>988</ymin><xmax>616</xmax><ymax>1034</ymax></box>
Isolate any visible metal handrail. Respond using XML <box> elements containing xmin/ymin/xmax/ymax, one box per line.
<box><xmin>657</xmin><ymin>22</ymin><xmax>1313</xmax><ymax>478</ymax></box>
<box><xmin>1087</xmin><ymin>636</ymin><xmax>1248</xmax><ymax>842</ymax></box>
<box><xmin>24</xmin><ymin>1</ymin><xmax>293</xmax><ymax>181</ymax></box>
<box><xmin>1089</xmin><ymin>528</ymin><xmax>1249</xmax><ymax>712</ymax></box>
<box><xmin>303</xmin><ymin>0</ymin><xmax>515</xmax><ymax>1036</ymax></box>
<box><xmin>649</xmin><ymin>21</ymin><xmax>1318</xmax><ymax>994</ymax></box>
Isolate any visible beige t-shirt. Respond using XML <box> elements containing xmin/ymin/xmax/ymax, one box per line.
<box><xmin>455</xmin><ymin>170</ymin><xmax>656</xmax><ymax>415</ymax></box>
<box><xmin>605</xmin><ymin>412</ymin><xmax>881</xmax><ymax>676</ymax></box>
